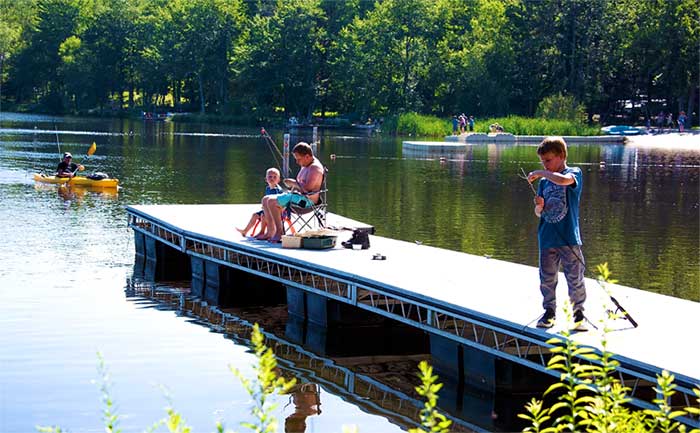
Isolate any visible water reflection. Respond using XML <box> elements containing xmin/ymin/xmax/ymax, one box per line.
<box><xmin>126</xmin><ymin>277</ymin><xmax>552</xmax><ymax>432</ymax></box>
<box><xmin>284</xmin><ymin>383</ymin><xmax>322</xmax><ymax>433</ymax></box>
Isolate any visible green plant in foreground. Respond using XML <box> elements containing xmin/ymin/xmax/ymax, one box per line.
<box><xmin>520</xmin><ymin>265</ymin><xmax>700</xmax><ymax>433</ymax></box>
<box><xmin>228</xmin><ymin>323</ymin><xmax>297</xmax><ymax>433</ymax></box>
<box><xmin>409</xmin><ymin>360</ymin><xmax>452</xmax><ymax>433</ymax></box>
<box><xmin>96</xmin><ymin>351</ymin><xmax>122</xmax><ymax>433</ymax></box>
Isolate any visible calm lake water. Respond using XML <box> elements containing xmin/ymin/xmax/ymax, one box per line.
<box><xmin>1</xmin><ymin>112</ymin><xmax>698</xmax><ymax>433</ymax></box>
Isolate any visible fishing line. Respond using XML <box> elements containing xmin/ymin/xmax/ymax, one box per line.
<box><xmin>260</xmin><ymin>128</ymin><xmax>283</xmax><ymax>173</ymax></box>
<box><xmin>519</xmin><ymin>167</ymin><xmax>638</xmax><ymax>328</ymax></box>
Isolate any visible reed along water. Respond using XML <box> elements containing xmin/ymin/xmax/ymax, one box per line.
<box><xmin>1</xmin><ymin>112</ymin><xmax>698</xmax><ymax>432</ymax></box>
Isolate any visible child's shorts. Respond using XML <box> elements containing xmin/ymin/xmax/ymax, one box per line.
<box><xmin>276</xmin><ymin>192</ymin><xmax>312</xmax><ymax>208</ymax></box>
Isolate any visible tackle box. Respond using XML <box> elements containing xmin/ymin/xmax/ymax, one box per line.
<box><xmin>301</xmin><ymin>235</ymin><xmax>337</xmax><ymax>250</ymax></box>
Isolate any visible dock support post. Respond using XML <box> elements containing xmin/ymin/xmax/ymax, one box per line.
<box><xmin>133</xmin><ymin>231</ymin><xmax>146</xmax><ymax>278</ymax></box>
<box><xmin>142</xmin><ymin>235</ymin><xmax>190</xmax><ymax>281</ymax></box>
<box><xmin>463</xmin><ymin>344</ymin><xmax>496</xmax><ymax>391</ymax></box>
<box><xmin>286</xmin><ymin>287</ymin><xmax>429</xmax><ymax>357</ymax></box>
<box><xmin>429</xmin><ymin>334</ymin><xmax>497</xmax><ymax>392</ymax></box>
<box><xmin>191</xmin><ymin>258</ymin><xmax>286</xmax><ymax>307</ymax></box>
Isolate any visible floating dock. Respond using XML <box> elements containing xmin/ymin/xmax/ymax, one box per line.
<box><xmin>443</xmin><ymin>133</ymin><xmax>626</xmax><ymax>144</ymax></box>
<box><xmin>127</xmin><ymin>204</ymin><xmax>700</xmax><ymax>427</ymax></box>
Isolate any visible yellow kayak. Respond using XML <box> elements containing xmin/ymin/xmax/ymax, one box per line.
<box><xmin>33</xmin><ymin>173</ymin><xmax>120</xmax><ymax>188</ymax></box>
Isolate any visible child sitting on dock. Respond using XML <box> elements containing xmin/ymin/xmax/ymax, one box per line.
<box><xmin>237</xmin><ymin>167</ymin><xmax>283</xmax><ymax>238</ymax></box>
<box><xmin>527</xmin><ymin>137</ymin><xmax>587</xmax><ymax>331</ymax></box>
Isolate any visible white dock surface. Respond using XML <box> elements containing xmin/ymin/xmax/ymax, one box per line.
<box><xmin>130</xmin><ymin>204</ymin><xmax>700</xmax><ymax>382</ymax></box>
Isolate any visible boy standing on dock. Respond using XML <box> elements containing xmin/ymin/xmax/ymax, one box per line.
<box><xmin>528</xmin><ymin>137</ymin><xmax>587</xmax><ymax>331</ymax></box>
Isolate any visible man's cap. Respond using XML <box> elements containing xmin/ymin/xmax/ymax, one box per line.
<box><xmin>63</xmin><ymin>152</ymin><xmax>72</xmax><ymax>158</ymax></box>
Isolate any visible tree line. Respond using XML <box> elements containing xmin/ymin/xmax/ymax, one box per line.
<box><xmin>0</xmin><ymin>0</ymin><xmax>697</xmax><ymax>124</ymax></box>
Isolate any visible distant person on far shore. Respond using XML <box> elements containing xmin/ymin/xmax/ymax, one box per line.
<box><xmin>656</xmin><ymin>111</ymin><xmax>665</xmax><ymax>130</ymax></box>
<box><xmin>458</xmin><ymin>113</ymin><xmax>467</xmax><ymax>134</ymax></box>
<box><xmin>527</xmin><ymin>137</ymin><xmax>587</xmax><ymax>331</ymax></box>
<box><xmin>666</xmin><ymin>112</ymin><xmax>674</xmax><ymax>129</ymax></box>
<box><xmin>468</xmin><ymin>115</ymin><xmax>475</xmax><ymax>132</ymax></box>
<box><xmin>56</xmin><ymin>152</ymin><xmax>84</xmax><ymax>178</ymax></box>
<box><xmin>452</xmin><ymin>115</ymin><xmax>459</xmax><ymax>135</ymax></box>
<box><xmin>678</xmin><ymin>111</ymin><xmax>687</xmax><ymax>133</ymax></box>
<box><xmin>237</xmin><ymin>167</ymin><xmax>283</xmax><ymax>238</ymax></box>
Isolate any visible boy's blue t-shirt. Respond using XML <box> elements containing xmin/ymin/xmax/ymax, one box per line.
<box><xmin>537</xmin><ymin>166</ymin><xmax>583</xmax><ymax>249</ymax></box>
<box><xmin>265</xmin><ymin>185</ymin><xmax>282</xmax><ymax>195</ymax></box>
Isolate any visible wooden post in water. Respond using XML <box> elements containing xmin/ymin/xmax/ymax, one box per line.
<box><xmin>283</xmin><ymin>133</ymin><xmax>290</xmax><ymax>178</ymax></box>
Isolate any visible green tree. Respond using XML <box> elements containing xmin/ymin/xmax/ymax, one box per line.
<box><xmin>431</xmin><ymin>0</ymin><xmax>518</xmax><ymax>116</ymax></box>
<box><xmin>11</xmin><ymin>0</ymin><xmax>82</xmax><ymax>112</ymax></box>
<box><xmin>238</xmin><ymin>0</ymin><xmax>326</xmax><ymax>120</ymax></box>
<box><xmin>0</xmin><ymin>0</ymin><xmax>38</xmax><ymax>105</ymax></box>
<box><xmin>164</xmin><ymin>0</ymin><xmax>245</xmax><ymax>114</ymax></box>
<box><xmin>335</xmin><ymin>0</ymin><xmax>436</xmax><ymax>117</ymax></box>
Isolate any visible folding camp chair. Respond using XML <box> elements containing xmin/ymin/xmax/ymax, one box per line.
<box><xmin>284</xmin><ymin>166</ymin><xmax>328</xmax><ymax>234</ymax></box>
<box><xmin>246</xmin><ymin>209</ymin><xmax>296</xmax><ymax>237</ymax></box>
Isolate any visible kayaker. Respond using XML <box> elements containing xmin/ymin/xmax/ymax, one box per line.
<box><xmin>56</xmin><ymin>152</ymin><xmax>84</xmax><ymax>178</ymax></box>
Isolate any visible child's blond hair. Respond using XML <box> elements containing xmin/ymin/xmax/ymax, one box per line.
<box><xmin>266</xmin><ymin>167</ymin><xmax>280</xmax><ymax>178</ymax></box>
<box><xmin>537</xmin><ymin>136</ymin><xmax>568</xmax><ymax>159</ymax></box>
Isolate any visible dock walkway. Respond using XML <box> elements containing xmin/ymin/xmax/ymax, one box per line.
<box><xmin>127</xmin><ymin>204</ymin><xmax>700</xmax><ymax>423</ymax></box>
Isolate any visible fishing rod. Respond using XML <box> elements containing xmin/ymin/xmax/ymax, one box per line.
<box><xmin>519</xmin><ymin>167</ymin><xmax>639</xmax><ymax>328</ymax></box>
<box><xmin>260</xmin><ymin>127</ymin><xmax>283</xmax><ymax>172</ymax></box>
<box><xmin>54</xmin><ymin>124</ymin><xmax>62</xmax><ymax>158</ymax></box>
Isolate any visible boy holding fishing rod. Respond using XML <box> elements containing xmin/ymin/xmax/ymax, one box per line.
<box><xmin>527</xmin><ymin>137</ymin><xmax>587</xmax><ymax>331</ymax></box>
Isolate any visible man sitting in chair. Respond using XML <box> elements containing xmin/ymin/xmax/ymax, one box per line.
<box><xmin>260</xmin><ymin>142</ymin><xmax>324</xmax><ymax>243</ymax></box>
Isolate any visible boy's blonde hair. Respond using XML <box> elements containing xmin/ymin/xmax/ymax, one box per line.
<box><xmin>537</xmin><ymin>136</ymin><xmax>568</xmax><ymax>159</ymax></box>
<box><xmin>266</xmin><ymin>167</ymin><xmax>280</xmax><ymax>178</ymax></box>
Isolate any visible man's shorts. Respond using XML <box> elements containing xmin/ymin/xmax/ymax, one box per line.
<box><xmin>276</xmin><ymin>192</ymin><xmax>313</xmax><ymax>209</ymax></box>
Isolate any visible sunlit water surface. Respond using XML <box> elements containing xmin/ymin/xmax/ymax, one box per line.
<box><xmin>1</xmin><ymin>113</ymin><xmax>698</xmax><ymax>432</ymax></box>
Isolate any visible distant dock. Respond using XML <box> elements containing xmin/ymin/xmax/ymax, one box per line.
<box><xmin>127</xmin><ymin>204</ymin><xmax>700</xmax><ymax>427</ymax></box>
<box><xmin>444</xmin><ymin>133</ymin><xmax>625</xmax><ymax>144</ymax></box>
<box><xmin>403</xmin><ymin>133</ymin><xmax>625</xmax><ymax>154</ymax></box>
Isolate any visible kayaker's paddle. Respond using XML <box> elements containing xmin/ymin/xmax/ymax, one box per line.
<box><xmin>70</xmin><ymin>142</ymin><xmax>97</xmax><ymax>177</ymax></box>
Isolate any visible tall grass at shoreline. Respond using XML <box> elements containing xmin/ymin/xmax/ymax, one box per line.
<box><xmin>476</xmin><ymin>116</ymin><xmax>600</xmax><ymax>136</ymax></box>
<box><xmin>393</xmin><ymin>113</ymin><xmax>600</xmax><ymax>137</ymax></box>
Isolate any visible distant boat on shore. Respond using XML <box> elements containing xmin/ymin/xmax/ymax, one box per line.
<box><xmin>600</xmin><ymin>125</ymin><xmax>646</xmax><ymax>136</ymax></box>
<box><xmin>142</xmin><ymin>111</ymin><xmax>173</xmax><ymax>121</ymax></box>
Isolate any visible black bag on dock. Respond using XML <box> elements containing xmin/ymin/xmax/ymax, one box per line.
<box><xmin>87</xmin><ymin>172</ymin><xmax>109</xmax><ymax>180</ymax></box>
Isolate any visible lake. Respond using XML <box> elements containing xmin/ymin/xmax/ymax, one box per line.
<box><xmin>0</xmin><ymin>112</ymin><xmax>698</xmax><ymax>432</ymax></box>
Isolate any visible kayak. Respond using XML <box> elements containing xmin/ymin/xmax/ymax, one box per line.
<box><xmin>33</xmin><ymin>173</ymin><xmax>120</xmax><ymax>188</ymax></box>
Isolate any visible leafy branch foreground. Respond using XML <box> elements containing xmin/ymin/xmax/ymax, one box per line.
<box><xmin>37</xmin><ymin>272</ymin><xmax>699</xmax><ymax>433</ymax></box>
<box><xmin>520</xmin><ymin>265</ymin><xmax>700</xmax><ymax>433</ymax></box>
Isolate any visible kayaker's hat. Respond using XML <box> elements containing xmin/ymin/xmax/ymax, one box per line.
<box><xmin>63</xmin><ymin>152</ymin><xmax>72</xmax><ymax>159</ymax></box>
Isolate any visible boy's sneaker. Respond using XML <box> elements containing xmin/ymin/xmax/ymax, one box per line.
<box><xmin>572</xmin><ymin>310</ymin><xmax>588</xmax><ymax>332</ymax></box>
<box><xmin>536</xmin><ymin>308</ymin><xmax>556</xmax><ymax>328</ymax></box>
